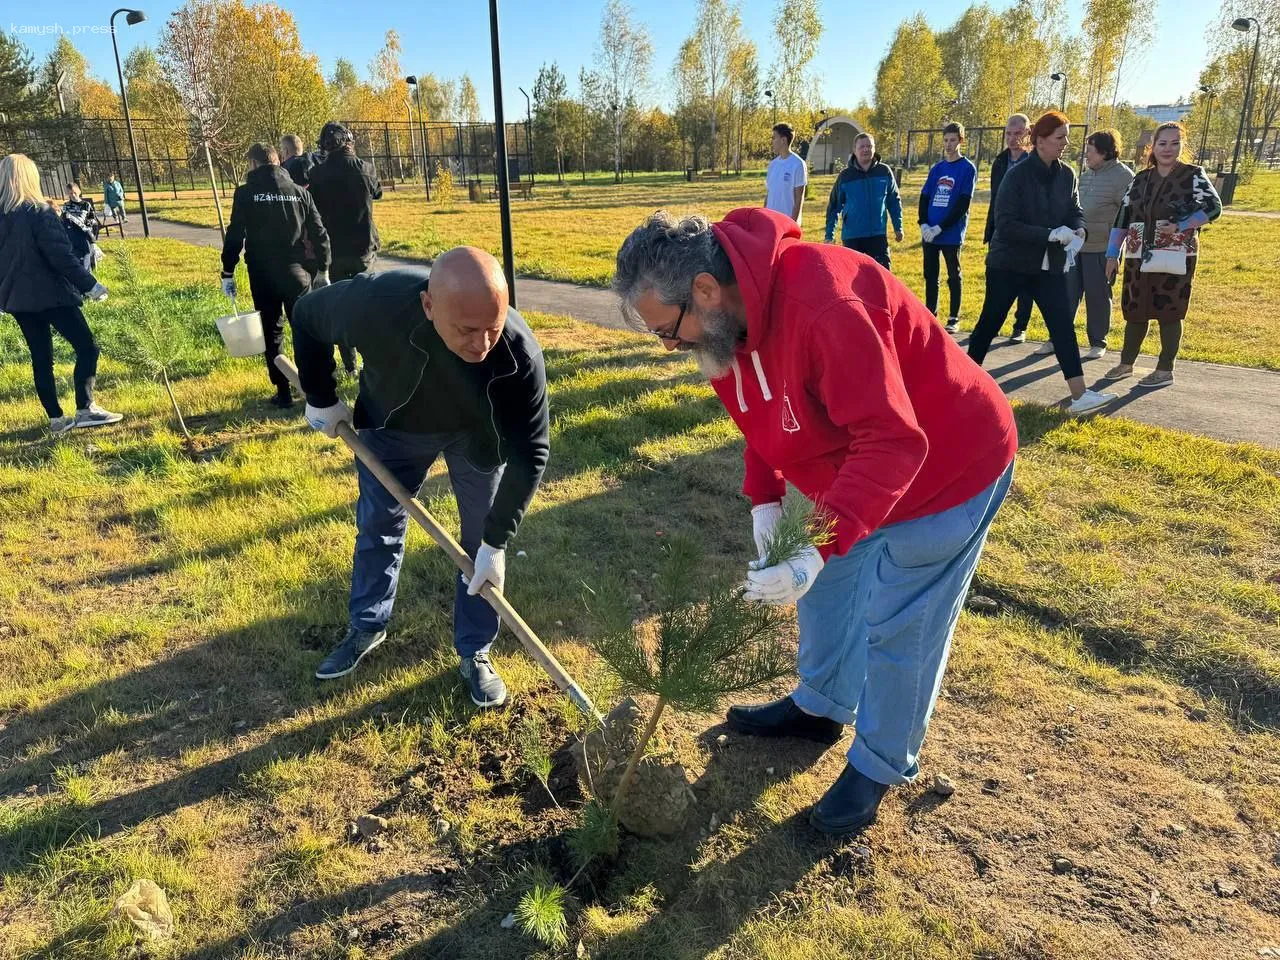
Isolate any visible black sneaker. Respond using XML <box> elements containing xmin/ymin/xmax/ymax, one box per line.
<box><xmin>726</xmin><ymin>695</ymin><xmax>844</xmax><ymax>745</ymax></box>
<box><xmin>808</xmin><ymin>763</ymin><xmax>891</xmax><ymax>836</ymax></box>
<box><xmin>271</xmin><ymin>389</ymin><xmax>295</xmax><ymax>408</ymax></box>
<box><xmin>459</xmin><ymin>652</ymin><xmax>507</xmax><ymax>708</ymax></box>
<box><xmin>315</xmin><ymin>627</ymin><xmax>386</xmax><ymax>680</ymax></box>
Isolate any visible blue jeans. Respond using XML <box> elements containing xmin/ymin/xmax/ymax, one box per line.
<box><xmin>793</xmin><ymin>461</ymin><xmax>1014</xmax><ymax>786</ymax></box>
<box><xmin>349</xmin><ymin>428</ymin><xmax>504</xmax><ymax>658</ymax></box>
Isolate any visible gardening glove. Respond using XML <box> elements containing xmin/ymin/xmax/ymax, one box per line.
<box><xmin>1048</xmin><ymin>226</ymin><xmax>1075</xmax><ymax>245</ymax></box>
<box><xmin>466</xmin><ymin>542</ymin><xmax>506</xmax><ymax>596</ymax></box>
<box><xmin>312</xmin><ymin>270</ymin><xmax>330</xmax><ymax>289</ymax></box>
<box><xmin>220</xmin><ymin>275</ymin><xmax>237</xmax><ymax>298</ymax></box>
<box><xmin>86</xmin><ymin>282</ymin><xmax>109</xmax><ymax>302</ymax></box>
<box><xmin>744</xmin><ymin>546</ymin><xmax>824</xmax><ymax>606</ymax></box>
<box><xmin>750</xmin><ymin>502</ymin><xmax>783</xmax><ymax>566</ymax></box>
<box><xmin>304</xmin><ymin>399</ymin><xmax>352</xmax><ymax>438</ymax></box>
<box><xmin>918</xmin><ymin>224</ymin><xmax>931</xmax><ymax>244</ymax></box>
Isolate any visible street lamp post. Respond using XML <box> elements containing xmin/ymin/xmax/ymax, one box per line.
<box><xmin>109</xmin><ymin>7</ymin><xmax>149</xmax><ymax>238</ymax></box>
<box><xmin>405</xmin><ymin>76</ymin><xmax>432</xmax><ymax>201</ymax></box>
<box><xmin>1230</xmin><ymin>17</ymin><xmax>1262</xmax><ymax>176</ymax></box>
<box><xmin>517</xmin><ymin>86</ymin><xmax>532</xmax><ymax>183</ymax></box>
<box><xmin>488</xmin><ymin>0</ymin><xmax>517</xmax><ymax>306</ymax></box>
<box><xmin>1198</xmin><ymin>85</ymin><xmax>1216</xmax><ymax>165</ymax></box>
<box><xmin>1051</xmin><ymin>72</ymin><xmax>1068</xmax><ymax>113</ymax></box>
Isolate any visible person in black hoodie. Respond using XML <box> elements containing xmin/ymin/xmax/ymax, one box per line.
<box><xmin>290</xmin><ymin>250</ymin><xmax>550</xmax><ymax>710</ymax></box>
<box><xmin>60</xmin><ymin>182</ymin><xmax>100</xmax><ymax>271</ymax></box>
<box><xmin>280</xmin><ymin>134</ymin><xmax>313</xmax><ymax>187</ymax></box>
<box><xmin>982</xmin><ymin>114</ymin><xmax>1037</xmax><ymax>342</ymax></box>
<box><xmin>220</xmin><ymin>142</ymin><xmax>331</xmax><ymax>407</ymax></box>
<box><xmin>0</xmin><ymin>154</ymin><xmax>121</xmax><ymax>434</ymax></box>
<box><xmin>308</xmin><ymin>122</ymin><xmax>383</xmax><ymax>376</ymax></box>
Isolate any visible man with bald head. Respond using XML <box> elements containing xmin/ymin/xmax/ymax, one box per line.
<box><xmin>290</xmin><ymin>249</ymin><xmax>550</xmax><ymax>706</ymax></box>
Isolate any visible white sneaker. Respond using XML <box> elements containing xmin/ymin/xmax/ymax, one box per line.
<box><xmin>944</xmin><ymin>318</ymin><xmax>960</xmax><ymax>333</ymax></box>
<box><xmin>49</xmin><ymin>414</ymin><xmax>76</xmax><ymax>435</ymax></box>
<box><xmin>1082</xmin><ymin>345</ymin><xmax>1107</xmax><ymax>361</ymax></box>
<box><xmin>1033</xmin><ymin>340</ymin><xmax>1057</xmax><ymax>355</ymax></box>
<box><xmin>72</xmin><ymin>404</ymin><xmax>124</xmax><ymax>429</ymax></box>
<box><xmin>1066</xmin><ymin>389</ymin><xmax>1116</xmax><ymax>416</ymax></box>
<box><xmin>1008</xmin><ymin>331</ymin><xmax>1027</xmax><ymax>343</ymax></box>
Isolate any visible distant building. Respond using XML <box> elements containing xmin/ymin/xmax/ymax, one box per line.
<box><xmin>1134</xmin><ymin>103</ymin><xmax>1193</xmax><ymax>123</ymax></box>
<box><xmin>806</xmin><ymin>116</ymin><xmax>865</xmax><ymax>175</ymax></box>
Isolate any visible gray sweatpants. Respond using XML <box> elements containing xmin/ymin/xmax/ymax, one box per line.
<box><xmin>1069</xmin><ymin>252</ymin><xmax>1113</xmax><ymax>348</ymax></box>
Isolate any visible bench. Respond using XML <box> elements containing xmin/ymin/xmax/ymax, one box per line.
<box><xmin>98</xmin><ymin>218</ymin><xmax>125</xmax><ymax>239</ymax></box>
<box><xmin>485</xmin><ymin>181</ymin><xmax>536</xmax><ymax>201</ymax></box>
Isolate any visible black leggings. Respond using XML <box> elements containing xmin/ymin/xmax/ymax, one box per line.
<box><xmin>922</xmin><ymin>243</ymin><xmax>962</xmax><ymax>318</ymax></box>
<box><xmin>968</xmin><ymin>268</ymin><xmax>1083</xmax><ymax>381</ymax></box>
<box><xmin>1121</xmin><ymin>320</ymin><xmax>1183</xmax><ymax>371</ymax></box>
<box><xmin>11</xmin><ymin>306</ymin><xmax>100</xmax><ymax>418</ymax></box>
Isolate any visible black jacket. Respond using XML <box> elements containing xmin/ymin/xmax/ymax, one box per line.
<box><xmin>0</xmin><ymin>202</ymin><xmax>98</xmax><ymax>314</ymax></box>
<box><xmin>986</xmin><ymin>151</ymin><xmax>1085</xmax><ymax>275</ymax></box>
<box><xmin>282</xmin><ymin>153</ymin><xmax>314</xmax><ymax>187</ymax></box>
<box><xmin>308</xmin><ymin>148</ymin><xmax>382</xmax><ymax>265</ymax></box>
<box><xmin>221</xmin><ymin>164</ymin><xmax>330</xmax><ymax>277</ymax></box>
<box><xmin>982</xmin><ymin>148</ymin><xmax>1027</xmax><ymax>244</ymax></box>
<box><xmin>61</xmin><ymin>197</ymin><xmax>100</xmax><ymax>258</ymax></box>
<box><xmin>291</xmin><ymin>268</ymin><xmax>550</xmax><ymax>549</ymax></box>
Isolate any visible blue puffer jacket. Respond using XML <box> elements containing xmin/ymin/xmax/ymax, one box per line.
<box><xmin>0</xmin><ymin>203</ymin><xmax>98</xmax><ymax>315</ymax></box>
<box><xmin>824</xmin><ymin>156</ymin><xmax>904</xmax><ymax>242</ymax></box>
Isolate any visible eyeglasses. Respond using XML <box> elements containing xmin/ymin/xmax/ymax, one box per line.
<box><xmin>650</xmin><ymin>301</ymin><xmax>688</xmax><ymax>343</ymax></box>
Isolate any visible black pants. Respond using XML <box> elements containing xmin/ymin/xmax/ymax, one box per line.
<box><xmin>1009</xmin><ymin>291</ymin><xmax>1034</xmax><ymax>335</ymax></box>
<box><xmin>11</xmin><ymin>306</ymin><xmax>100</xmax><ymax>418</ymax></box>
<box><xmin>248</xmin><ymin>264</ymin><xmax>311</xmax><ymax>393</ymax></box>
<box><xmin>968</xmin><ymin>268</ymin><xmax>1083</xmax><ymax>381</ymax></box>
<box><xmin>843</xmin><ymin>234</ymin><xmax>891</xmax><ymax>270</ymax></box>
<box><xmin>922</xmin><ymin>243</ymin><xmax>962</xmax><ymax>318</ymax></box>
<box><xmin>329</xmin><ymin>256</ymin><xmax>375</xmax><ymax>373</ymax></box>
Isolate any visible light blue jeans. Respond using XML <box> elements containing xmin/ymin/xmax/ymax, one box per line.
<box><xmin>792</xmin><ymin>461</ymin><xmax>1014</xmax><ymax>786</ymax></box>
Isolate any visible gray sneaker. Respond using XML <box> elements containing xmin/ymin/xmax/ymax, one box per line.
<box><xmin>459</xmin><ymin>652</ymin><xmax>507</xmax><ymax>708</ymax></box>
<box><xmin>72</xmin><ymin>404</ymin><xmax>123</xmax><ymax>429</ymax></box>
<box><xmin>315</xmin><ymin>627</ymin><xmax>386</xmax><ymax>680</ymax></box>
<box><xmin>50</xmin><ymin>414</ymin><xmax>76</xmax><ymax>435</ymax></box>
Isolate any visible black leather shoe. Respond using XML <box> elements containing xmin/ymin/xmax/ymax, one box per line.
<box><xmin>725</xmin><ymin>696</ymin><xmax>844</xmax><ymax>745</ymax></box>
<box><xmin>809</xmin><ymin>763</ymin><xmax>890</xmax><ymax>836</ymax></box>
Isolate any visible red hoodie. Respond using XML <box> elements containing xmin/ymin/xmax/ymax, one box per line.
<box><xmin>710</xmin><ymin>207</ymin><xmax>1017</xmax><ymax>558</ymax></box>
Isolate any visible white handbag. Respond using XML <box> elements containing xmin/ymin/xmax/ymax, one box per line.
<box><xmin>1139</xmin><ymin>247</ymin><xmax>1187</xmax><ymax>275</ymax></box>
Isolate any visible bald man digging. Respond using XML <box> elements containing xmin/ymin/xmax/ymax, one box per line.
<box><xmin>291</xmin><ymin>249</ymin><xmax>550</xmax><ymax>706</ymax></box>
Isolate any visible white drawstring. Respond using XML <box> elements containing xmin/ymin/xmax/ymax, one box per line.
<box><xmin>750</xmin><ymin>351</ymin><xmax>772</xmax><ymax>401</ymax></box>
<box><xmin>730</xmin><ymin>359</ymin><xmax>747</xmax><ymax>413</ymax></box>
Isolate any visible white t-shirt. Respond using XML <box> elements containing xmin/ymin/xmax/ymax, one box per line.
<box><xmin>765</xmin><ymin>152</ymin><xmax>808</xmax><ymax>223</ymax></box>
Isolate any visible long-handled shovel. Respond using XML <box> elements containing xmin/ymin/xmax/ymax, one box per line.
<box><xmin>275</xmin><ymin>355</ymin><xmax>604</xmax><ymax>726</ymax></box>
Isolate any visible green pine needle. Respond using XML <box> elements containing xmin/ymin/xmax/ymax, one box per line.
<box><xmin>760</xmin><ymin>497</ymin><xmax>837</xmax><ymax>568</ymax></box>
<box><xmin>515</xmin><ymin>882</ymin><xmax>569</xmax><ymax>948</ymax></box>
<box><xmin>568</xmin><ymin>800</ymin><xmax>619</xmax><ymax>868</ymax></box>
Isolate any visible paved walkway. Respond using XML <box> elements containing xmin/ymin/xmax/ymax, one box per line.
<box><xmin>141</xmin><ymin>217</ymin><xmax>1280</xmax><ymax>449</ymax></box>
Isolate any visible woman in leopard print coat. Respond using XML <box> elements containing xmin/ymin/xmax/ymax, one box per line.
<box><xmin>1101</xmin><ymin>122</ymin><xmax>1221</xmax><ymax>389</ymax></box>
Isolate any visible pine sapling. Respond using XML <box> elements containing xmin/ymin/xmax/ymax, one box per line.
<box><xmin>514</xmin><ymin>872</ymin><xmax>569</xmax><ymax>948</ymax></box>
<box><xmin>517</xmin><ymin>714</ymin><xmax>560</xmax><ymax>809</ymax></box>
<box><xmin>759</xmin><ymin>496</ymin><xmax>837</xmax><ymax>569</ymax></box>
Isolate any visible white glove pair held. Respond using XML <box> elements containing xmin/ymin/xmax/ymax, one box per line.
<box><xmin>745</xmin><ymin>502</ymin><xmax>824</xmax><ymax>606</ymax></box>
<box><xmin>920</xmin><ymin>224</ymin><xmax>942</xmax><ymax>244</ymax></box>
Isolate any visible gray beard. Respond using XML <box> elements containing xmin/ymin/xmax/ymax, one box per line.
<box><xmin>693</xmin><ymin>307</ymin><xmax>741</xmax><ymax>379</ymax></box>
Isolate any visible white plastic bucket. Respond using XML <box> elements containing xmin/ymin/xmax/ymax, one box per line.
<box><xmin>215</xmin><ymin>309</ymin><xmax>265</xmax><ymax>358</ymax></box>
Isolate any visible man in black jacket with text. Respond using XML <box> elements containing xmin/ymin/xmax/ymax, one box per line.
<box><xmin>221</xmin><ymin>142</ymin><xmax>330</xmax><ymax>406</ymax></box>
<box><xmin>308</xmin><ymin>122</ymin><xmax>383</xmax><ymax>376</ymax></box>
<box><xmin>291</xmin><ymin>250</ymin><xmax>550</xmax><ymax>709</ymax></box>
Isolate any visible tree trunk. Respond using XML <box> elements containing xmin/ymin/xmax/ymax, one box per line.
<box><xmin>204</xmin><ymin>141</ymin><xmax>227</xmax><ymax>240</ymax></box>
<box><xmin>610</xmin><ymin>696</ymin><xmax>667</xmax><ymax>816</ymax></box>
<box><xmin>162</xmin><ymin>368</ymin><xmax>195</xmax><ymax>450</ymax></box>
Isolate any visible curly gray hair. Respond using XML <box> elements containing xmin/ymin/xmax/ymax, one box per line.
<box><xmin>612</xmin><ymin>211</ymin><xmax>736</xmax><ymax>332</ymax></box>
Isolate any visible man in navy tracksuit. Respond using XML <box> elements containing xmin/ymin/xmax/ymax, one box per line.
<box><xmin>824</xmin><ymin>133</ymin><xmax>903</xmax><ymax>270</ymax></box>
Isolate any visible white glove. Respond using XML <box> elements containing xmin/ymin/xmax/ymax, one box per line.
<box><xmin>744</xmin><ymin>545</ymin><xmax>824</xmax><ymax>605</ymax></box>
<box><xmin>751</xmin><ymin>502</ymin><xmax>783</xmax><ymax>563</ymax></box>
<box><xmin>1048</xmin><ymin>226</ymin><xmax>1075</xmax><ymax>245</ymax></box>
<box><xmin>312</xmin><ymin>270</ymin><xmax>330</xmax><ymax>289</ymax></box>
<box><xmin>1063</xmin><ymin>232</ymin><xmax>1085</xmax><ymax>271</ymax></box>
<box><xmin>304</xmin><ymin>400</ymin><xmax>352</xmax><ymax>438</ymax></box>
<box><xmin>467</xmin><ymin>542</ymin><xmax>506</xmax><ymax>596</ymax></box>
<box><xmin>86</xmin><ymin>282</ymin><xmax>108</xmax><ymax>302</ymax></box>
<box><xmin>920</xmin><ymin>224</ymin><xmax>941</xmax><ymax>244</ymax></box>
<box><xmin>221</xmin><ymin>276</ymin><xmax>237</xmax><ymax>298</ymax></box>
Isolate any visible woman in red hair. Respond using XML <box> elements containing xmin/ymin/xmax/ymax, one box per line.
<box><xmin>967</xmin><ymin>111</ymin><xmax>1116</xmax><ymax>416</ymax></box>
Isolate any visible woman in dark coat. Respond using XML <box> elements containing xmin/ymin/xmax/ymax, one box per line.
<box><xmin>966</xmin><ymin>111</ymin><xmax>1116</xmax><ymax>416</ymax></box>
<box><xmin>0</xmin><ymin>154</ymin><xmax>122</xmax><ymax>435</ymax></box>
<box><xmin>1102</xmin><ymin>122</ymin><xmax>1222</xmax><ymax>388</ymax></box>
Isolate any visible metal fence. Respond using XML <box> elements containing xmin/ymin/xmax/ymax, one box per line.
<box><xmin>899</xmin><ymin>124</ymin><xmax>1092</xmax><ymax>175</ymax></box>
<box><xmin>0</xmin><ymin>117</ymin><xmax>535</xmax><ymax>201</ymax></box>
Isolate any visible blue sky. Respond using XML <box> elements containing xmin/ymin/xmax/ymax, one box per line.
<box><xmin>14</xmin><ymin>0</ymin><xmax>1216</xmax><ymax>118</ymax></box>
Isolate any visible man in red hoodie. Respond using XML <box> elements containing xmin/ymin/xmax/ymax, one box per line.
<box><xmin>612</xmin><ymin>208</ymin><xmax>1018</xmax><ymax>835</ymax></box>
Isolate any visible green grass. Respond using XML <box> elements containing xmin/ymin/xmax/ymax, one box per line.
<box><xmin>1230</xmin><ymin>168</ymin><xmax>1280</xmax><ymax>212</ymax></box>
<box><xmin>142</xmin><ymin>169</ymin><xmax>1280</xmax><ymax>370</ymax></box>
<box><xmin>1</xmin><ymin>239</ymin><xmax>1279</xmax><ymax>958</ymax></box>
